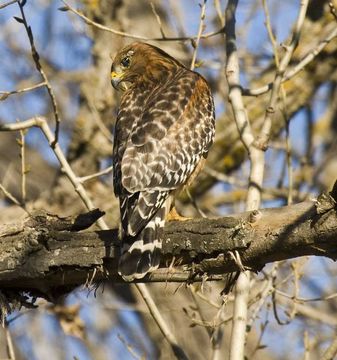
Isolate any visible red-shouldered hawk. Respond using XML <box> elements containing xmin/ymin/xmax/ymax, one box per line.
<box><xmin>111</xmin><ymin>42</ymin><xmax>215</xmax><ymax>281</ymax></box>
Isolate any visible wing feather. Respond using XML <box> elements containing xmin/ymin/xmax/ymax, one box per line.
<box><xmin>121</xmin><ymin>69</ymin><xmax>215</xmax><ymax>193</ymax></box>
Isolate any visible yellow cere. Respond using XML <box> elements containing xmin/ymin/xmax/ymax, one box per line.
<box><xmin>111</xmin><ymin>71</ymin><xmax>122</xmax><ymax>79</ymax></box>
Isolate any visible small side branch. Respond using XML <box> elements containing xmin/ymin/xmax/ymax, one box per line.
<box><xmin>61</xmin><ymin>0</ymin><xmax>224</xmax><ymax>42</ymax></box>
<box><xmin>16</xmin><ymin>2</ymin><xmax>61</xmax><ymax>142</ymax></box>
<box><xmin>0</xmin><ymin>81</ymin><xmax>46</xmax><ymax>101</ymax></box>
<box><xmin>190</xmin><ymin>0</ymin><xmax>207</xmax><ymax>70</ymax></box>
<box><xmin>257</xmin><ymin>0</ymin><xmax>309</xmax><ymax>148</ymax></box>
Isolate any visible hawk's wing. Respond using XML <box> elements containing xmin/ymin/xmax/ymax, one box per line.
<box><xmin>118</xmin><ymin>69</ymin><xmax>215</xmax><ymax>195</ymax></box>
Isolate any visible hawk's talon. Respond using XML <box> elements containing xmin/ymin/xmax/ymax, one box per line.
<box><xmin>167</xmin><ymin>207</ymin><xmax>192</xmax><ymax>222</ymax></box>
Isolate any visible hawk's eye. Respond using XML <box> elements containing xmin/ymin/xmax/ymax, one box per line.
<box><xmin>121</xmin><ymin>57</ymin><xmax>130</xmax><ymax>68</ymax></box>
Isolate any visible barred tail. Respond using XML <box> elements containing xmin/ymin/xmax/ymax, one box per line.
<box><xmin>118</xmin><ymin>196</ymin><xmax>170</xmax><ymax>281</ymax></box>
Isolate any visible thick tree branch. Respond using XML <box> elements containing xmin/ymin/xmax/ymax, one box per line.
<box><xmin>0</xmin><ymin>194</ymin><xmax>336</xmax><ymax>298</ymax></box>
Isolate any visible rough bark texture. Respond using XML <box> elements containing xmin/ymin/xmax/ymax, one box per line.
<box><xmin>1</xmin><ymin>191</ymin><xmax>336</xmax><ymax>300</ymax></box>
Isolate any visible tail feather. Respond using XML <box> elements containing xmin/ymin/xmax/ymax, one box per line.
<box><xmin>127</xmin><ymin>191</ymin><xmax>169</xmax><ymax>236</ymax></box>
<box><xmin>118</xmin><ymin>200</ymin><xmax>169</xmax><ymax>281</ymax></box>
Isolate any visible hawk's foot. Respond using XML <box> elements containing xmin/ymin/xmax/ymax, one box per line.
<box><xmin>166</xmin><ymin>207</ymin><xmax>191</xmax><ymax>221</ymax></box>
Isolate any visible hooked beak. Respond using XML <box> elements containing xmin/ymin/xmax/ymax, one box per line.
<box><xmin>111</xmin><ymin>71</ymin><xmax>124</xmax><ymax>90</ymax></box>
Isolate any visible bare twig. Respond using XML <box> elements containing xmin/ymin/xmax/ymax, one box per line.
<box><xmin>117</xmin><ymin>333</ymin><xmax>144</xmax><ymax>360</ymax></box>
<box><xmin>190</xmin><ymin>0</ymin><xmax>207</xmax><ymax>70</ymax></box>
<box><xmin>85</xmin><ymin>95</ymin><xmax>112</xmax><ymax>142</ymax></box>
<box><xmin>276</xmin><ymin>296</ymin><xmax>337</xmax><ymax>327</ymax></box>
<box><xmin>204</xmin><ymin>166</ymin><xmax>246</xmax><ymax>187</ymax></box>
<box><xmin>17</xmin><ymin>2</ymin><xmax>61</xmax><ymax>143</ymax></box>
<box><xmin>18</xmin><ymin>129</ymin><xmax>27</xmax><ymax>205</ymax></box>
<box><xmin>275</xmin><ymin>290</ymin><xmax>337</xmax><ymax>303</ymax></box>
<box><xmin>271</xmin><ymin>262</ymin><xmax>299</xmax><ymax>326</ymax></box>
<box><xmin>184</xmin><ymin>314</ymin><xmax>230</xmax><ymax>330</ymax></box>
<box><xmin>262</xmin><ymin>0</ymin><xmax>293</xmax><ymax>204</ymax></box>
<box><xmin>195</xmin><ymin>290</ymin><xmax>221</xmax><ymax>309</ymax></box>
<box><xmin>5</xmin><ymin>325</ymin><xmax>16</xmax><ymax>360</ymax></box>
<box><xmin>183</xmin><ymin>300</ymin><xmax>231</xmax><ymax>332</ymax></box>
<box><xmin>247</xmin><ymin>271</ymin><xmax>274</xmax><ymax>328</ymax></box>
<box><xmin>78</xmin><ymin>166</ymin><xmax>113</xmax><ymax>183</ymax></box>
<box><xmin>262</xmin><ymin>0</ymin><xmax>279</xmax><ymax>67</ymax></box>
<box><xmin>62</xmin><ymin>0</ymin><xmax>224</xmax><ymax>42</ymax></box>
<box><xmin>150</xmin><ymin>2</ymin><xmax>166</xmax><ymax>38</ymax></box>
<box><xmin>189</xmin><ymin>286</ymin><xmax>213</xmax><ymax>338</ymax></box>
<box><xmin>321</xmin><ymin>335</ymin><xmax>337</xmax><ymax>360</ymax></box>
<box><xmin>136</xmin><ymin>284</ymin><xmax>189</xmax><ymax>360</ymax></box>
<box><xmin>303</xmin><ymin>330</ymin><xmax>310</xmax><ymax>360</ymax></box>
<box><xmin>256</xmin><ymin>0</ymin><xmax>309</xmax><ymax>149</ymax></box>
<box><xmin>211</xmin><ymin>298</ymin><xmax>228</xmax><ymax>360</ymax></box>
<box><xmin>214</xmin><ymin>0</ymin><xmax>225</xmax><ymax>27</ymax></box>
<box><xmin>0</xmin><ymin>0</ymin><xmax>16</xmax><ymax>10</ymax></box>
<box><xmin>167</xmin><ymin>0</ymin><xmax>188</xmax><ymax>38</ymax></box>
<box><xmin>329</xmin><ymin>2</ymin><xmax>337</xmax><ymax>21</ymax></box>
<box><xmin>284</xmin><ymin>115</ymin><xmax>293</xmax><ymax>204</ymax></box>
<box><xmin>186</xmin><ymin>188</ymin><xmax>207</xmax><ymax>218</ymax></box>
<box><xmin>256</xmin><ymin>1</ymin><xmax>308</xmax><ymax>211</ymax></box>
<box><xmin>0</xmin><ymin>117</ymin><xmax>103</xmax><ymax>226</ymax></box>
<box><xmin>242</xmin><ymin>26</ymin><xmax>337</xmax><ymax>96</ymax></box>
<box><xmin>249</xmin><ymin>318</ymin><xmax>269</xmax><ymax>359</ymax></box>
<box><xmin>0</xmin><ymin>183</ymin><xmax>22</xmax><ymax>206</ymax></box>
<box><xmin>0</xmin><ymin>81</ymin><xmax>46</xmax><ymax>101</ymax></box>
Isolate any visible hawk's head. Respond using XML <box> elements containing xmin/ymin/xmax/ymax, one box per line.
<box><xmin>111</xmin><ymin>42</ymin><xmax>183</xmax><ymax>91</ymax></box>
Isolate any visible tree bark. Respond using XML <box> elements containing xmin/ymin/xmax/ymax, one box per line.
<box><xmin>0</xmin><ymin>190</ymin><xmax>336</xmax><ymax>299</ymax></box>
